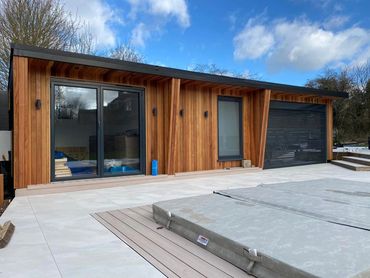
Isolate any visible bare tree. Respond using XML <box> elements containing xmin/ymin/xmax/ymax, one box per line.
<box><xmin>306</xmin><ymin>63</ymin><xmax>370</xmax><ymax>144</ymax></box>
<box><xmin>0</xmin><ymin>0</ymin><xmax>96</xmax><ymax>90</ymax></box>
<box><xmin>107</xmin><ymin>43</ymin><xmax>144</xmax><ymax>63</ymax></box>
<box><xmin>350</xmin><ymin>61</ymin><xmax>370</xmax><ymax>93</ymax></box>
<box><xmin>189</xmin><ymin>63</ymin><xmax>261</xmax><ymax>80</ymax></box>
<box><xmin>67</xmin><ymin>24</ymin><xmax>97</xmax><ymax>56</ymax></box>
<box><xmin>190</xmin><ymin>63</ymin><xmax>229</xmax><ymax>76</ymax></box>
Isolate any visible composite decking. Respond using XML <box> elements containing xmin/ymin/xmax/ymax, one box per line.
<box><xmin>92</xmin><ymin>205</ymin><xmax>252</xmax><ymax>278</ymax></box>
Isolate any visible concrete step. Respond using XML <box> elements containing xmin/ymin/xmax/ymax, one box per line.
<box><xmin>347</xmin><ymin>152</ymin><xmax>370</xmax><ymax>160</ymax></box>
<box><xmin>331</xmin><ymin>160</ymin><xmax>370</xmax><ymax>171</ymax></box>
<box><xmin>343</xmin><ymin>156</ymin><xmax>370</xmax><ymax>166</ymax></box>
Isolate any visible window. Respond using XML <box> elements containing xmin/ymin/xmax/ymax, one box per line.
<box><xmin>218</xmin><ymin>96</ymin><xmax>243</xmax><ymax>160</ymax></box>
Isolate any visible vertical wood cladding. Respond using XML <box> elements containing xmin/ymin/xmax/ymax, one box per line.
<box><xmin>13</xmin><ymin>56</ymin><xmax>28</xmax><ymax>188</ymax></box>
<box><xmin>166</xmin><ymin>78</ymin><xmax>181</xmax><ymax>175</ymax></box>
<box><xmin>175</xmin><ymin>86</ymin><xmax>268</xmax><ymax>172</ymax></box>
<box><xmin>12</xmin><ymin>58</ymin><xmax>334</xmax><ymax>188</ymax></box>
<box><xmin>13</xmin><ymin>57</ymin><xmax>51</xmax><ymax>189</ymax></box>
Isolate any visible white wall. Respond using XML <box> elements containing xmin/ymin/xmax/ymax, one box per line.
<box><xmin>0</xmin><ymin>130</ymin><xmax>11</xmax><ymax>161</ymax></box>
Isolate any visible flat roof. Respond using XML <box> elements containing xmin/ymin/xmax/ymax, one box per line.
<box><xmin>10</xmin><ymin>43</ymin><xmax>348</xmax><ymax>98</ymax></box>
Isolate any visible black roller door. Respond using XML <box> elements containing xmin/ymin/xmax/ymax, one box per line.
<box><xmin>264</xmin><ymin>101</ymin><xmax>326</xmax><ymax>169</ymax></box>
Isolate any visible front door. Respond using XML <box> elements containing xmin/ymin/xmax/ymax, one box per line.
<box><xmin>51</xmin><ymin>81</ymin><xmax>145</xmax><ymax>180</ymax></box>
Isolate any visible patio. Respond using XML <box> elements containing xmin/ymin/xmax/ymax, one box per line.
<box><xmin>1</xmin><ymin>163</ymin><xmax>370</xmax><ymax>277</ymax></box>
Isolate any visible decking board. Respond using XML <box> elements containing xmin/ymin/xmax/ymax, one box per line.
<box><xmin>128</xmin><ymin>207</ymin><xmax>250</xmax><ymax>277</ymax></box>
<box><xmin>93</xmin><ymin>212</ymin><xmax>179</xmax><ymax>278</ymax></box>
<box><xmin>93</xmin><ymin>206</ymin><xmax>252</xmax><ymax>278</ymax></box>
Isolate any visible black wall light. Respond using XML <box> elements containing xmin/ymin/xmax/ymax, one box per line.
<box><xmin>204</xmin><ymin>111</ymin><xmax>208</xmax><ymax>118</ymax></box>
<box><xmin>152</xmin><ymin>107</ymin><xmax>157</xmax><ymax>116</ymax></box>
<box><xmin>179</xmin><ymin>109</ymin><xmax>184</xmax><ymax>117</ymax></box>
<box><xmin>35</xmin><ymin>99</ymin><xmax>41</xmax><ymax>110</ymax></box>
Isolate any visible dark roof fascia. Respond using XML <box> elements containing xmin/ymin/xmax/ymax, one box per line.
<box><xmin>7</xmin><ymin>46</ymin><xmax>14</xmax><ymax>93</ymax></box>
<box><xmin>11</xmin><ymin>43</ymin><xmax>348</xmax><ymax>98</ymax></box>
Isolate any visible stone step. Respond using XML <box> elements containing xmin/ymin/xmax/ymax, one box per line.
<box><xmin>347</xmin><ymin>152</ymin><xmax>370</xmax><ymax>159</ymax></box>
<box><xmin>331</xmin><ymin>160</ymin><xmax>370</xmax><ymax>171</ymax></box>
<box><xmin>343</xmin><ymin>156</ymin><xmax>370</xmax><ymax>166</ymax></box>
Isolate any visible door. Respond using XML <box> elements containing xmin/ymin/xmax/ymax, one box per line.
<box><xmin>264</xmin><ymin>101</ymin><xmax>326</xmax><ymax>169</ymax></box>
<box><xmin>102</xmin><ymin>88</ymin><xmax>142</xmax><ymax>176</ymax></box>
<box><xmin>52</xmin><ymin>81</ymin><xmax>145</xmax><ymax>180</ymax></box>
<box><xmin>53</xmin><ymin>84</ymin><xmax>98</xmax><ymax>179</ymax></box>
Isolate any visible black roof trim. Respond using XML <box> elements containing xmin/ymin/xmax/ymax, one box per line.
<box><xmin>11</xmin><ymin>44</ymin><xmax>348</xmax><ymax>98</ymax></box>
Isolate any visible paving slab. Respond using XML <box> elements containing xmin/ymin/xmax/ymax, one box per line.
<box><xmin>1</xmin><ymin>164</ymin><xmax>370</xmax><ymax>277</ymax></box>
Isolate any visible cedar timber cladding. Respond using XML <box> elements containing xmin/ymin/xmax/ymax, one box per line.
<box><xmin>13</xmin><ymin>57</ymin><xmax>51</xmax><ymax>188</ymax></box>
<box><xmin>10</xmin><ymin>44</ymin><xmax>345</xmax><ymax>189</ymax></box>
<box><xmin>175</xmin><ymin>85</ymin><xmax>271</xmax><ymax>172</ymax></box>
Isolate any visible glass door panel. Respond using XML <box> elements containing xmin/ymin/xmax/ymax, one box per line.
<box><xmin>218</xmin><ymin>97</ymin><xmax>242</xmax><ymax>159</ymax></box>
<box><xmin>54</xmin><ymin>85</ymin><xmax>98</xmax><ymax>178</ymax></box>
<box><xmin>103</xmin><ymin>89</ymin><xmax>141</xmax><ymax>175</ymax></box>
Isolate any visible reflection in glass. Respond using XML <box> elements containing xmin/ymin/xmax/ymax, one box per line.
<box><xmin>103</xmin><ymin>90</ymin><xmax>140</xmax><ymax>174</ymax></box>
<box><xmin>54</xmin><ymin>85</ymin><xmax>97</xmax><ymax>178</ymax></box>
<box><xmin>218</xmin><ymin>98</ymin><xmax>242</xmax><ymax>158</ymax></box>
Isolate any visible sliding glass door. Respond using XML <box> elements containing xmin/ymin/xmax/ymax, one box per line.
<box><xmin>103</xmin><ymin>89</ymin><xmax>141</xmax><ymax>175</ymax></box>
<box><xmin>52</xmin><ymin>81</ymin><xmax>145</xmax><ymax>181</ymax></box>
<box><xmin>53</xmin><ymin>85</ymin><xmax>98</xmax><ymax>178</ymax></box>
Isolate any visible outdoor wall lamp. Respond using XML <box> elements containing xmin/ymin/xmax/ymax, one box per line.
<box><xmin>204</xmin><ymin>111</ymin><xmax>208</xmax><ymax>118</ymax></box>
<box><xmin>152</xmin><ymin>107</ymin><xmax>157</xmax><ymax>116</ymax></box>
<box><xmin>179</xmin><ymin>109</ymin><xmax>184</xmax><ymax>117</ymax></box>
<box><xmin>35</xmin><ymin>99</ymin><xmax>41</xmax><ymax>110</ymax></box>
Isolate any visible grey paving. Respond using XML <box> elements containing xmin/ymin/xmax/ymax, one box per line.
<box><xmin>1</xmin><ymin>163</ymin><xmax>370</xmax><ymax>277</ymax></box>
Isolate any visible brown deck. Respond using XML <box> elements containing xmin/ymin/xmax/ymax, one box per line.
<box><xmin>92</xmin><ymin>205</ymin><xmax>252</xmax><ymax>278</ymax></box>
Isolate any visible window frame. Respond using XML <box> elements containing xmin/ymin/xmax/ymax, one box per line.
<box><xmin>217</xmin><ymin>96</ymin><xmax>243</xmax><ymax>161</ymax></box>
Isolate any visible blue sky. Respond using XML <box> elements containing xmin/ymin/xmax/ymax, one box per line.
<box><xmin>64</xmin><ymin>0</ymin><xmax>370</xmax><ymax>85</ymax></box>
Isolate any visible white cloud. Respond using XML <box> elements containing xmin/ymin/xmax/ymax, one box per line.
<box><xmin>228</xmin><ymin>12</ymin><xmax>237</xmax><ymax>31</ymax></box>
<box><xmin>323</xmin><ymin>15</ymin><xmax>349</xmax><ymax>29</ymax></box>
<box><xmin>352</xmin><ymin>46</ymin><xmax>370</xmax><ymax>67</ymax></box>
<box><xmin>126</xmin><ymin>0</ymin><xmax>190</xmax><ymax>47</ymax></box>
<box><xmin>291</xmin><ymin>0</ymin><xmax>335</xmax><ymax>10</ymax></box>
<box><xmin>233</xmin><ymin>18</ymin><xmax>370</xmax><ymax>72</ymax></box>
<box><xmin>130</xmin><ymin>23</ymin><xmax>150</xmax><ymax>47</ymax></box>
<box><xmin>127</xmin><ymin>0</ymin><xmax>190</xmax><ymax>27</ymax></box>
<box><xmin>233</xmin><ymin>21</ymin><xmax>274</xmax><ymax>60</ymax></box>
<box><xmin>148</xmin><ymin>0</ymin><xmax>190</xmax><ymax>27</ymax></box>
<box><xmin>63</xmin><ymin>0</ymin><xmax>118</xmax><ymax>48</ymax></box>
<box><xmin>291</xmin><ymin>0</ymin><xmax>344</xmax><ymax>13</ymax></box>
